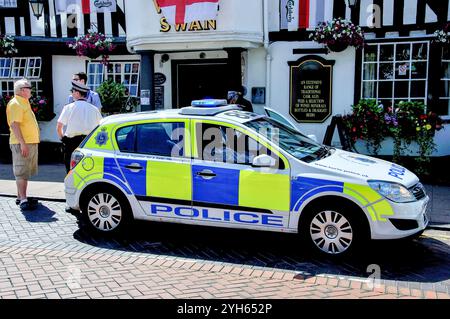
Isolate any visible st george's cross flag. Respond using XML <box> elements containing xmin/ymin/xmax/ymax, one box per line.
<box><xmin>155</xmin><ymin>0</ymin><xmax>220</xmax><ymax>25</ymax></box>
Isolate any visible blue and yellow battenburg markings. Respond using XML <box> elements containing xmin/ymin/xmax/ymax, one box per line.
<box><xmin>291</xmin><ymin>177</ymin><xmax>394</xmax><ymax>222</ymax></box>
<box><xmin>192</xmin><ymin>165</ymin><xmax>240</xmax><ymax>206</ymax></box>
<box><xmin>149</xmin><ymin>204</ymin><xmax>285</xmax><ymax>227</ymax></box>
<box><xmin>74</xmin><ymin>119</ymin><xmax>394</xmax><ymax>226</ymax></box>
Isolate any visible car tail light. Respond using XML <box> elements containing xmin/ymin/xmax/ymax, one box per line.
<box><xmin>70</xmin><ymin>150</ymin><xmax>84</xmax><ymax>170</ymax></box>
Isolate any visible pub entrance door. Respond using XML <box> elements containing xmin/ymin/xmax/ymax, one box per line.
<box><xmin>172</xmin><ymin>59</ymin><xmax>230</xmax><ymax>108</ymax></box>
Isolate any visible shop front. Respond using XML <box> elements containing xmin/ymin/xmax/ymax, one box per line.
<box><xmin>125</xmin><ymin>0</ymin><xmax>450</xmax><ymax>155</ymax></box>
<box><xmin>125</xmin><ymin>0</ymin><xmax>264</xmax><ymax>110</ymax></box>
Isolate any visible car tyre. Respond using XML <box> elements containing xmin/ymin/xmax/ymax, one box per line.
<box><xmin>299</xmin><ymin>201</ymin><xmax>367</xmax><ymax>257</ymax></box>
<box><xmin>80</xmin><ymin>186</ymin><xmax>132</xmax><ymax>235</ymax></box>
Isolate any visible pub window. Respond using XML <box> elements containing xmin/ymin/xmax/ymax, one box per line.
<box><xmin>0</xmin><ymin>0</ymin><xmax>18</xmax><ymax>8</ymax></box>
<box><xmin>0</xmin><ymin>58</ymin><xmax>11</xmax><ymax>78</ymax></box>
<box><xmin>87</xmin><ymin>62</ymin><xmax>104</xmax><ymax>92</ymax></box>
<box><xmin>87</xmin><ymin>61</ymin><xmax>140</xmax><ymax>96</ymax></box>
<box><xmin>0</xmin><ymin>57</ymin><xmax>42</xmax><ymax>96</ymax></box>
<box><xmin>440</xmin><ymin>47</ymin><xmax>450</xmax><ymax>116</ymax></box>
<box><xmin>26</xmin><ymin>58</ymin><xmax>42</xmax><ymax>78</ymax></box>
<box><xmin>11</xmin><ymin>58</ymin><xmax>27</xmax><ymax>78</ymax></box>
<box><xmin>362</xmin><ymin>42</ymin><xmax>429</xmax><ymax>109</ymax></box>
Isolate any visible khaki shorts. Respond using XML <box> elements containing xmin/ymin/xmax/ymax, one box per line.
<box><xmin>10</xmin><ymin>144</ymin><xmax>39</xmax><ymax>180</ymax></box>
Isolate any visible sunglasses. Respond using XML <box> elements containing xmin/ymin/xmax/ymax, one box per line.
<box><xmin>22</xmin><ymin>86</ymin><xmax>32</xmax><ymax>90</ymax></box>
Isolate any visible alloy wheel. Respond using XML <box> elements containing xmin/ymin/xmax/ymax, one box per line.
<box><xmin>87</xmin><ymin>193</ymin><xmax>122</xmax><ymax>232</ymax></box>
<box><xmin>309</xmin><ymin>210</ymin><xmax>353</xmax><ymax>254</ymax></box>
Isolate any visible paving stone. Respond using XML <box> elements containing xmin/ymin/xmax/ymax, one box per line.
<box><xmin>0</xmin><ymin>197</ymin><xmax>448</xmax><ymax>299</ymax></box>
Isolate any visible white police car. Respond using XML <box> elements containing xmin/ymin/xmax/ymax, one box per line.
<box><xmin>65</xmin><ymin>99</ymin><xmax>429</xmax><ymax>256</ymax></box>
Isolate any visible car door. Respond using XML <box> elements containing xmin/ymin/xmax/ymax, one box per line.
<box><xmin>190</xmin><ymin>120</ymin><xmax>291</xmax><ymax>230</ymax></box>
<box><xmin>115</xmin><ymin>119</ymin><xmax>193</xmax><ymax>220</ymax></box>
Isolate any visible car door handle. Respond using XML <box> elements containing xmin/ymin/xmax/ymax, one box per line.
<box><xmin>125</xmin><ymin>164</ymin><xmax>143</xmax><ymax>171</ymax></box>
<box><xmin>196</xmin><ymin>169</ymin><xmax>216</xmax><ymax>179</ymax></box>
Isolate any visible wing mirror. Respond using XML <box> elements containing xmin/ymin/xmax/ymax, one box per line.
<box><xmin>252</xmin><ymin>154</ymin><xmax>276</xmax><ymax>168</ymax></box>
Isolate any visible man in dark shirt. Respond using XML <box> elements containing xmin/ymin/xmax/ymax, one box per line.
<box><xmin>227</xmin><ymin>86</ymin><xmax>253</xmax><ymax>113</ymax></box>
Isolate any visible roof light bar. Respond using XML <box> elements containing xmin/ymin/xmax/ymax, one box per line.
<box><xmin>191</xmin><ymin>99</ymin><xmax>228</xmax><ymax>108</ymax></box>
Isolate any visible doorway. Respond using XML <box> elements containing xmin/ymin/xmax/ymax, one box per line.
<box><xmin>172</xmin><ymin>59</ymin><xmax>230</xmax><ymax>108</ymax></box>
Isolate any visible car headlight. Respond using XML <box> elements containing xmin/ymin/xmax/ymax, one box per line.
<box><xmin>368</xmin><ymin>180</ymin><xmax>416</xmax><ymax>203</ymax></box>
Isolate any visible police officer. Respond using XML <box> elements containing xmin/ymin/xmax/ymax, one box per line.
<box><xmin>57</xmin><ymin>81</ymin><xmax>103</xmax><ymax>173</ymax></box>
<box><xmin>227</xmin><ymin>86</ymin><xmax>253</xmax><ymax>113</ymax></box>
<box><xmin>67</xmin><ymin>72</ymin><xmax>103</xmax><ymax>111</ymax></box>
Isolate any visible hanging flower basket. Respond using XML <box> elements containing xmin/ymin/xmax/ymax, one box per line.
<box><xmin>0</xmin><ymin>35</ymin><xmax>18</xmax><ymax>57</ymax></box>
<box><xmin>67</xmin><ymin>30</ymin><xmax>115</xmax><ymax>65</ymax></box>
<box><xmin>85</xmin><ymin>50</ymin><xmax>101</xmax><ymax>59</ymax></box>
<box><xmin>310</xmin><ymin>18</ymin><xmax>365</xmax><ymax>51</ymax></box>
<box><xmin>433</xmin><ymin>22</ymin><xmax>450</xmax><ymax>45</ymax></box>
<box><xmin>327</xmin><ymin>42</ymin><xmax>349</xmax><ymax>52</ymax></box>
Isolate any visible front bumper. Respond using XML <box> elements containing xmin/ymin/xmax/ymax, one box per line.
<box><xmin>370</xmin><ymin>196</ymin><xmax>429</xmax><ymax>240</ymax></box>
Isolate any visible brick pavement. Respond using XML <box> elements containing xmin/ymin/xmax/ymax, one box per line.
<box><xmin>0</xmin><ymin>244</ymin><xmax>446</xmax><ymax>300</ymax></box>
<box><xmin>0</xmin><ymin>197</ymin><xmax>449</xmax><ymax>299</ymax></box>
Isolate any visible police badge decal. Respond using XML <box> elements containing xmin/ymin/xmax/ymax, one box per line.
<box><xmin>95</xmin><ymin>128</ymin><xmax>109</xmax><ymax>146</ymax></box>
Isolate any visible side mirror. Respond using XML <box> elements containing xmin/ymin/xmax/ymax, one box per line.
<box><xmin>252</xmin><ymin>154</ymin><xmax>276</xmax><ymax>168</ymax></box>
<box><xmin>307</xmin><ymin>134</ymin><xmax>318</xmax><ymax>143</ymax></box>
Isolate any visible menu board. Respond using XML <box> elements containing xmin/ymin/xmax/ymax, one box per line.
<box><xmin>154</xmin><ymin>86</ymin><xmax>164</xmax><ymax>110</ymax></box>
<box><xmin>288</xmin><ymin>56</ymin><xmax>334</xmax><ymax>123</ymax></box>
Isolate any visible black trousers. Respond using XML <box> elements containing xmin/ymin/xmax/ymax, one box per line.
<box><xmin>62</xmin><ymin>135</ymin><xmax>86</xmax><ymax>173</ymax></box>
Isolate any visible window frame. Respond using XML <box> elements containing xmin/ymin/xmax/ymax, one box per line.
<box><xmin>361</xmin><ymin>41</ymin><xmax>430</xmax><ymax>108</ymax></box>
<box><xmin>115</xmin><ymin>120</ymin><xmax>188</xmax><ymax>159</ymax></box>
<box><xmin>87</xmin><ymin>61</ymin><xmax>141</xmax><ymax>96</ymax></box>
<box><xmin>0</xmin><ymin>0</ymin><xmax>17</xmax><ymax>8</ymax></box>
<box><xmin>194</xmin><ymin>121</ymin><xmax>286</xmax><ymax>169</ymax></box>
<box><xmin>0</xmin><ymin>58</ymin><xmax>12</xmax><ymax>78</ymax></box>
<box><xmin>440</xmin><ymin>47</ymin><xmax>450</xmax><ymax>115</ymax></box>
<box><xmin>0</xmin><ymin>57</ymin><xmax>43</xmax><ymax>96</ymax></box>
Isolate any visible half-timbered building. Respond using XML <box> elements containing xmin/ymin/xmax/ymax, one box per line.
<box><xmin>0</xmin><ymin>0</ymin><xmax>138</xmax><ymax>143</ymax></box>
<box><xmin>1</xmin><ymin>0</ymin><xmax>449</xmax><ymax>156</ymax></box>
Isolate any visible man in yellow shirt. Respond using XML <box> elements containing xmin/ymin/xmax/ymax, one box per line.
<box><xmin>6</xmin><ymin>79</ymin><xmax>40</xmax><ymax>211</ymax></box>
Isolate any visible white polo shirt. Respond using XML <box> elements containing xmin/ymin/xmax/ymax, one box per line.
<box><xmin>58</xmin><ymin>100</ymin><xmax>103</xmax><ymax>138</ymax></box>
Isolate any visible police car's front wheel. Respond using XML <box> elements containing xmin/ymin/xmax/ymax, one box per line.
<box><xmin>300</xmin><ymin>202</ymin><xmax>367</xmax><ymax>256</ymax></box>
<box><xmin>81</xmin><ymin>186</ymin><xmax>131</xmax><ymax>234</ymax></box>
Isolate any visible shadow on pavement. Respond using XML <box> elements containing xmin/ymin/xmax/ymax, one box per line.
<box><xmin>21</xmin><ymin>203</ymin><xmax>59</xmax><ymax>223</ymax></box>
<box><xmin>72</xmin><ymin>215</ymin><xmax>450</xmax><ymax>285</ymax></box>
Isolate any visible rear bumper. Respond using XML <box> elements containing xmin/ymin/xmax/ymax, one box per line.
<box><xmin>64</xmin><ymin>171</ymin><xmax>80</xmax><ymax>210</ymax></box>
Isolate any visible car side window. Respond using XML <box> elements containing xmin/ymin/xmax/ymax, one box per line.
<box><xmin>136</xmin><ymin>122</ymin><xmax>185</xmax><ymax>157</ymax></box>
<box><xmin>116</xmin><ymin>125</ymin><xmax>136</xmax><ymax>153</ymax></box>
<box><xmin>196</xmin><ymin>123</ymin><xmax>283</xmax><ymax>168</ymax></box>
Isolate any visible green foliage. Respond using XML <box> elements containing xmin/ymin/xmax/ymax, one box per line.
<box><xmin>96</xmin><ymin>80</ymin><xmax>127</xmax><ymax>114</ymax></box>
<box><xmin>343</xmin><ymin>100</ymin><xmax>443</xmax><ymax>176</ymax></box>
<box><xmin>343</xmin><ymin>99</ymin><xmax>388</xmax><ymax>155</ymax></box>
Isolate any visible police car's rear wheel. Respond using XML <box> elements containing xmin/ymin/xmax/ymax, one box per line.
<box><xmin>81</xmin><ymin>187</ymin><xmax>131</xmax><ymax>234</ymax></box>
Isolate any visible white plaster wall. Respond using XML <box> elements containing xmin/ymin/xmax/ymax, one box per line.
<box><xmin>246</xmin><ymin>47</ymin><xmax>268</xmax><ymax>114</ymax></box>
<box><xmin>267</xmin><ymin>42</ymin><xmax>356</xmax><ymax>144</ymax></box>
<box><xmin>267</xmin><ymin>0</ymin><xmax>280</xmax><ymax>32</ymax></box>
<box><xmin>126</xmin><ymin>0</ymin><xmax>263</xmax><ymax>51</ymax></box>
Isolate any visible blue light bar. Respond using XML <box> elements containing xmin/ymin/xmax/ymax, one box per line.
<box><xmin>191</xmin><ymin>99</ymin><xmax>228</xmax><ymax>108</ymax></box>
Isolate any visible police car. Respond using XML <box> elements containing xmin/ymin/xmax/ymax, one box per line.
<box><xmin>64</xmin><ymin>99</ymin><xmax>429</xmax><ymax>256</ymax></box>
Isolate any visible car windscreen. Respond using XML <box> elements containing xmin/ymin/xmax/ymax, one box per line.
<box><xmin>244</xmin><ymin>118</ymin><xmax>330</xmax><ymax>163</ymax></box>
